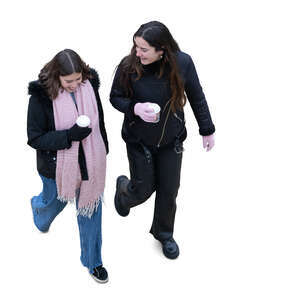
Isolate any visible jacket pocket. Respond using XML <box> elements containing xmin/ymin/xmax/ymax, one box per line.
<box><xmin>44</xmin><ymin>150</ymin><xmax>57</xmax><ymax>164</ymax></box>
<box><xmin>36</xmin><ymin>150</ymin><xmax>57</xmax><ymax>178</ymax></box>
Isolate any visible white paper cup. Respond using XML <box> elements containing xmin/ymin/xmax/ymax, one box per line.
<box><xmin>76</xmin><ymin>115</ymin><xmax>90</xmax><ymax>127</ymax></box>
<box><xmin>148</xmin><ymin>103</ymin><xmax>161</xmax><ymax>123</ymax></box>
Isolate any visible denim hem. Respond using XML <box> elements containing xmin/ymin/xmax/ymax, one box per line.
<box><xmin>80</xmin><ymin>256</ymin><xmax>103</xmax><ymax>274</ymax></box>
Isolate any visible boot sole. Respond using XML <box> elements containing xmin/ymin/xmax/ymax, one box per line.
<box><xmin>114</xmin><ymin>176</ymin><xmax>130</xmax><ymax>217</ymax></box>
<box><xmin>161</xmin><ymin>239</ymin><xmax>180</xmax><ymax>259</ymax></box>
<box><xmin>162</xmin><ymin>247</ymin><xmax>180</xmax><ymax>259</ymax></box>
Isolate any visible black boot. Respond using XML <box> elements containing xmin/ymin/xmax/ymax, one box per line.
<box><xmin>114</xmin><ymin>175</ymin><xmax>130</xmax><ymax>217</ymax></box>
<box><xmin>161</xmin><ymin>238</ymin><xmax>180</xmax><ymax>259</ymax></box>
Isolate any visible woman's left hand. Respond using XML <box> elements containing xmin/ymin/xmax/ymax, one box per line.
<box><xmin>202</xmin><ymin>134</ymin><xmax>215</xmax><ymax>151</ymax></box>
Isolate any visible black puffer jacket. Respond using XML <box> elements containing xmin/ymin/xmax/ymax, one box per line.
<box><xmin>27</xmin><ymin>68</ymin><xmax>109</xmax><ymax>179</ymax></box>
<box><xmin>110</xmin><ymin>51</ymin><xmax>215</xmax><ymax>147</ymax></box>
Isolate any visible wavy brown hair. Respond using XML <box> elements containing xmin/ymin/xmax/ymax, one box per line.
<box><xmin>38</xmin><ymin>49</ymin><xmax>90</xmax><ymax>100</ymax></box>
<box><xmin>119</xmin><ymin>21</ymin><xmax>186</xmax><ymax>112</ymax></box>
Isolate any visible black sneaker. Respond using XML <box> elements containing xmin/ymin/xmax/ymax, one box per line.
<box><xmin>161</xmin><ymin>238</ymin><xmax>180</xmax><ymax>259</ymax></box>
<box><xmin>90</xmin><ymin>265</ymin><xmax>109</xmax><ymax>283</ymax></box>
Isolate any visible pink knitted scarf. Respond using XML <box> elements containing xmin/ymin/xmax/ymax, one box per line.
<box><xmin>52</xmin><ymin>80</ymin><xmax>106</xmax><ymax>218</ymax></box>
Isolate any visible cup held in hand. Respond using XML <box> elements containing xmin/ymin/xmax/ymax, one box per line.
<box><xmin>76</xmin><ymin>115</ymin><xmax>90</xmax><ymax>127</ymax></box>
<box><xmin>148</xmin><ymin>103</ymin><xmax>161</xmax><ymax>123</ymax></box>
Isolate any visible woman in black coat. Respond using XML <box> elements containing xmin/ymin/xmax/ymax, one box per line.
<box><xmin>27</xmin><ymin>49</ymin><xmax>109</xmax><ymax>283</ymax></box>
<box><xmin>110</xmin><ymin>21</ymin><xmax>215</xmax><ymax>259</ymax></box>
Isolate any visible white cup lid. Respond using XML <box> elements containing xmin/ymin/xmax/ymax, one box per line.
<box><xmin>148</xmin><ymin>103</ymin><xmax>161</xmax><ymax>113</ymax></box>
<box><xmin>76</xmin><ymin>115</ymin><xmax>90</xmax><ymax>127</ymax></box>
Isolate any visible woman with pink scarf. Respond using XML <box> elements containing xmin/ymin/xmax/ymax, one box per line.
<box><xmin>27</xmin><ymin>49</ymin><xmax>109</xmax><ymax>283</ymax></box>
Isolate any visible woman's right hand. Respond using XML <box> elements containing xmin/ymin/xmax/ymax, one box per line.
<box><xmin>67</xmin><ymin>124</ymin><xmax>92</xmax><ymax>142</ymax></box>
<box><xmin>134</xmin><ymin>103</ymin><xmax>156</xmax><ymax>123</ymax></box>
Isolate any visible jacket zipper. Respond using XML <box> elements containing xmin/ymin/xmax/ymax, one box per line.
<box><xmin>157</xmin><ymin>100</ymin><xmax>172</xmax><ymax>147</ymax></box>
<box><xmin>174</xmin><ymin>113</ymin><xmax>183</xmax><ymax>123</ymax></box>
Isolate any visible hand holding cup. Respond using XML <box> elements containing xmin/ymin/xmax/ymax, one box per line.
<box><xmin>67</xmin><ymin>115</ymin><xmax>92</xmax><ymax>142</ymax></box>
<box><xmin>134</xmin><ymin>102</ymin><xmax>160</xmax><ymax>123</ymax></box>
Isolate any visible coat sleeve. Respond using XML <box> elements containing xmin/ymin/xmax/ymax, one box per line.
<box><xmin>27</xmin><ymin>95</ymin><xmax>71</xmax><ymax>151</ymax></box>
<box><xmin>184</xmin><ymin>56</ymin><xmax>215</xmax><ymax>136</ymax></box>
<box><xmin>109</xmin><ymin>65</ymin><xmax>137</xmax><ymax>122</ymax></box>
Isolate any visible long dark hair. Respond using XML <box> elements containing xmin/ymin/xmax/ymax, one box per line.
<box><xmin>38</xmin><ymin>49</ymin><xmax>90</xmax><ymax>100</ymax></box>
<box><xmin>119</xmin><ymin>21</ymin><xmax>186</xmax><ymax>112</ymax></box>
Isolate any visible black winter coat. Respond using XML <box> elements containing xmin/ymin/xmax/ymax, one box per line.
<box><xmin>27</xmin><ymin>68</ymin><xmax>109</xmax><ymax>179</ymax></box>
<box><xmin>110</xmin><ymin>51</ymin><xmax>215</xmax><ymax>147</ymax></box>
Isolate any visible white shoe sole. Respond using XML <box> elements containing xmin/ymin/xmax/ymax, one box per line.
<box><xmin>90</xmin><ymin>272</ymin><xmax>109</xmax><ymax>284</ymax></box>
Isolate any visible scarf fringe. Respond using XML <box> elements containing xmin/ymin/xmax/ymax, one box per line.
<box><xmin>57</xmin><ymin>193</ymin><xmax>104</xmax><ymax>219</ymax></box>
<box><xmin>76</xmin><ymin>194</ymin><xmax>104</xmax><ymax>218</ymax></box>
<box><xmin>57</xmin><ymin>195</ymin><xmax>76</xmax><ymax>203</ymax></box>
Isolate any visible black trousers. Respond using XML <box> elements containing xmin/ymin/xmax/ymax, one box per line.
<box><xmin>124</xmin><ymin>142</ymin><xmax>183</xmax><ymax>241</ymax></box>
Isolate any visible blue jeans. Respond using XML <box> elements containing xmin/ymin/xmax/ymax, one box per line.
<box><xmin>31</xmin><ymin>174</ymin><xmax>103</xmax><ymax>273</ymax></box>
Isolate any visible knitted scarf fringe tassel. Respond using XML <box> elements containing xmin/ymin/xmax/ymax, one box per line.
<box><xmin>57</xmin><ymin>193</ymin><xmax>104</xmax><ymax>218</ymax></box>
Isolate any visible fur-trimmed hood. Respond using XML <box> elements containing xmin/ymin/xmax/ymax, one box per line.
<box><xmin>28</xmin><ymin>68</ymin><xmax>100</xmax><ymax>100</ymax></box>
